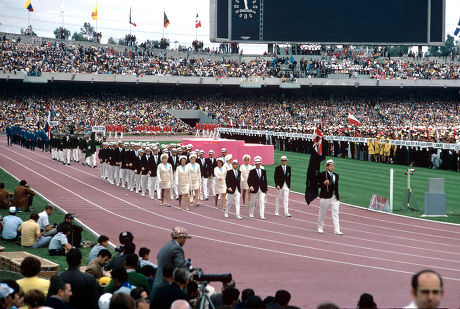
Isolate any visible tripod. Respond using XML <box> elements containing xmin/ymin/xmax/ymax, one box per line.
<box><xmin>198</xmin><ymin>282</ymin><xmax>216</xmax><ymax>309</ymax></box>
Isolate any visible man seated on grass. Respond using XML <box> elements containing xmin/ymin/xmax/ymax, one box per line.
<box><xmin>37</xmin><ymin>204</ymin><xmax>57</xmax><ymax>237</ymax></box>
<box><xmin>85</xmin><ymin>249</ymin><xmax>112</xmax><ymax>280</ymax></box>
<box><xmin>87</xmin><ymin>235</ymin><xmax>110</xmax><ymax>264</ymax></box>
<box><xmin>0</xmin><ymin>183</ymin><xmax>13</xmax><ymax>209</ymax></box>
<box><xmin>104</xmin><ymin>254</ymin><xmax>151</xmax><ymax>296</ymax></box>
<box><xmin>16</xmin><ymin>256</ymin><xmax>50</xmax><ymax>296</ymax></box>
<box><xmin>48</xmin><ymin>224</ymin><xmax>73</xmax><ymax>256</ymax></box>
<box><xmin>1</xmin><ymin>207</ymin><xmax>22</xmax><ymax>241</ymax></box>
<box><xmin>18</xmin><ymin>212</ymin><xmax>52</xmax><ymax>248</ymax></box>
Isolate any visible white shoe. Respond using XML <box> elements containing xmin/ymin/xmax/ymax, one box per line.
<box><xmin>116</xmin><ymin>183</ymin><xmax>120</xmax><ymax>186</ymax></box>
<box><xmin>130</xmin><ymin>189</ymin><xmax>134</xmax><ymax>192</ymax></box>
<box><xmin>249</xmin><ymin>214</ymin><xmax>254</xmax><ymax>218</ymax></box>
<box><xmin>150</xmin><ymin>196</ymin><xmax>155</xmax><ymax>200</ymax></box>
<box><xmin>275</xmin><ymin>212</ymin><xmax>279</xmax><ymax>216</ymax></box>
<box><xmin>260</xmin><ymin>217</ymin><xmax>266</xmax><ymax>220</ymax></box>
<box><xmin>317</xmin><ymin>229</ymin><xmax>324</xmax><ymax>233</ymax></box>
<box><xmin>334</xmin><ymin>231</ymin><xmax>344</xmax><ymax>235</ymax></box>
<box><xmin>236</xmin><ymin>216</ymin><xmax>242</xmax><ymax>220</ymax></box>
<box><xmin>121</xmin><ymin>185</ymin><xmax>125</xmax><ymax>188</ymax></box>
<box><xmin>285</xmin><ymin>213</ymin><xmax>292</xmax><ymax>217</ymax></box>
<box><xmin>141</xmin><ymin>193</ymin><xmax>145</xmax><ymax>197</ymax></box>
<box><xmin>224</xmin><ymin>213</ymin><xmax>228</xmax><ymax>218</ymax></box>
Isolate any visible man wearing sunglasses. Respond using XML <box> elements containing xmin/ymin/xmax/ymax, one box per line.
<box><xmin>405</xmin><ymin>269</ymin><xmax>443</xmax><ymax>309</ymax></box>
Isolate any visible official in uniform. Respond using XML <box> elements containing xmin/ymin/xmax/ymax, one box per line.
<box><xmin>247</xmin><ymin>156</ymin><xmax>267</xmax><ymax>220</ymax></box>
<box><xmin>225</xmin><ymin>160</ymin><xmax>242</xmax><ymax>219</ymax></box>
<box><xmin>274</xmin><ymin>156</ymin><xmax>292</xmax><ymax>217</ymax></box>
<box><xmin>317</xmin><ymin>159</ymin><xmax>343</xmax><ymax>235</ymax></box>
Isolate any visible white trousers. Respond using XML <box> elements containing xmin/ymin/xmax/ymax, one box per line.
<box><xmin>149</xmin><ymin>176</ymin><xmax>157</xmax><ymax>198</ymax></box>
<box><xmin>318</xmin><ymin>196</ymin><xmax>341</xmax><ymax>233</ymax></box>
<box><xmin>120</xmin><ymin>168</ymin><xmax>126</xmax><ymax>187</ymax></box>
<box><xmin>72</xmin><ymin>149</ymin><xmax>78</xmax><ymax>161</ymax></box>
<box><xmin>114</xmin><ymin>165</ymin><xmax>121</xmax><ymax>185</ymax></box>
<box><xmin>275</xmin><ymin>184</ymin><xmax>290</xmax><ymax>215</ymax></box>
<box><xmin>201</xmin><ymin>177</ymin><xmax>209</xmax><ymax>199</ymax></box>
<box><xmin>140</xmin><ymin>175</ymin><xmax>149</xmax><ymax>195</ymax></box>
<box><xmin>101</xmin><ymin>162</ymin><xmax>107</xmax><ymax>178</ymax></box>
<box><xmin>122</xmin><ymin>168</ymin><xmax>130</xmax><ymax>188</ymax></box>
<box><xmin>107</xmin><ymin>165</ymin><xmax>114</xmax><ymax>183</ymax></box>
<box><xmin>85</xmin><ymin>154</ymin><xmax>97</xmax><ymax>167</ymax></box>
<box><xmin>65</xmin><ymin>149</ymin><xmax>71</xmax><ymax>164</ymax></box>
<box><xmin>249</xmin><ymin>191</ymin><xmax>266</xmax><ymax>218</ymax></box>
<box><xmin>135</xmin><ymin>174</ymin><xmax>141</xmax><ymax>192</ymax></box>
<box><xmin>128</xmin><ymin>170</ymin><xmax>135</xmax><ymax>190</ymax></box>
<box><xmin>225</xmin><ymin>190</ymin><xmax>241</xmax><ymax>218</ymax></box>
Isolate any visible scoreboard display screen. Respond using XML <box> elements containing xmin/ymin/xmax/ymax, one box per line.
<box><xmin>210</xmin><ymin>0</ymin><xmax>445</xmax><ymax>45</ymax></box>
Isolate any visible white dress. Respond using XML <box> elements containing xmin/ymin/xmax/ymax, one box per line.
<box><xmin>176</xmin><ymin>165</ymin><xmax>190</xmax><ymax>195</ymax></box>
<box><xmin>239</xmin><ymin>164</ymin><xmax>253</xmax><ymax>190</ymax></box>
<box><xmin>157</xmin><ymin>163</ymin><xmax>173</xmax><ymax>189</ymax></box>
<box><xmin>187</xmin><ymin>162</ymin><xmax>201</xmax><ymax>190</ymax></box>
<box><xmin>214</xmin><ymin>166</ymin><xmax>227</xmax><ymax>194</ymax></box>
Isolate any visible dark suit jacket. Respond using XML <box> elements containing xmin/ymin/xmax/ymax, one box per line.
<box><xmin>226</xmin><ymin>169</ymin><xmax>241</xmax><ymax>194</ymax></box>
<box><xmin>247</xmin><ymin>168</ymin><xmax>268</xmax><ymax>193</ymax></box>
<box><xmin>121</xmin><ymin>149</ymin><xmax>131</xmax><ymax>168</ymax></box>
<box><xmin>53</xmin><ymin>267</ymin><xmax>98</xmax><ymax>309</ymax></box>
<box><xmin>140</xmin><ymin>155</ymin><xmax>150</xmax><ymax>175</ymax></box>
<box><xmin>205</xmin><ymin>158</ymin><xmax>217</xmax><ymax>177</ymax></box>
<box><xmin>168</xmin><ymin>156</ymin><xmax>180</xmax><ymax>172</ymax></box>
<box><xmin>150</xmin><ymin>282</ymin><xmax>187</xmax><ymax>309</ymax></box>
<box><xmin>318</xmin><ymin>171</ymin><xmax>339</xmax><ymax>200</ymax></box>
<box><xmin>274</xmin><ymin>165</ymin><xmax>291</xmax><ymax>189</ymax></box>
<box><xmin>153</xmin><ymin>240</ymin><xmax>186</xmax><ymax>288</ymax></box>
<box><xmin>12</xmin><ymin>185</ymin><xmax>35</xmax><ymax>208</ymax></box>
<box><xmin>133</xmin><ymin>155</ymin><xmax>143</xmax><ymax>174</ymax></box>
<box><xmin>197</xmin><ymin>157</ymin><xmax>208</xmax><ymax>177</ymax></box>
<box><xmin>145</xmin><ymin>155</ymin><xmax>156</xmax><ymax>177</ymax></box>
<box><xmin>45</xmin><ymin>296</ymin><xmax>74</xmax><ymax>309</ymax></box>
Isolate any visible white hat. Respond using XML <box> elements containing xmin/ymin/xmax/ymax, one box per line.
<box><xmin>199</xmin><ymin>150</ymin><xmax>204</xmax><ymax>154</ymax></box>
<box><xmin>189</xmin><ymin>153</ymin><xmax>197</xmax><ymax>159</ymax></box>
<box><xmin>8</xmin><ymin>206</ymin><xmax>17</xmax><ymax>214</ymax></box>
<box><xmin>232</xmin><ymin>159</ymin><xmax>238</xmax><ymax>164</ymax></box>
<box><xmin>179</xmin><ymin>155</ymin><xmax>187</xmax><ymax>161</ymax></box>
<box><xmin>221</xmin><ymin>148</ymin><xmax>227</xmax><ymax>152</ymax></box>
<box><xmin>171</xmin><ymin>148</ymin><xmax>177</xmax><ymax>152</ymax></box>
<box><xmin>98</xmin><ymin>293</ymin><xmax>112</xmax><ymax>309</ymax></box>
<box><xmin>280</xmin><ymin>156</ymin><xmax>288</xmax><ymax>161</ymax></box>
<box><xmin>160</xmin><ymin>153</ymin><xmax>169</xmax><ymax>160</ymax></box>
<box><xmin>225</xmin><ymin>154</ymin><xmax>232</xmax><ymax>161</ymax></box>
<box><xmin>242</xmin><ymin>154</ymin><xmax>251</xmax><ymax>160</ymax></box>
<box><xmin>145</xmin><ymin>147</ymin><xmax>151</xmax><ymax>152</ymax></box>
<box><xmin>216</xmin><ymin>157</ymin><xmax>224</xmax><ymax>163</ymax></box>
<box><xmin>326</xmin><ymin>159</ymin><xmax>335</xmax><ymax>165</ymax></box>
<box><xmin>208</xmin><ymin>150</ymin><xmax>214</xmax><ymax>154</ymax></box>
<box><xmin>254</xmin><ymin>156</ymin><xmax>262</xmax><ymax>164</ymax></box>
<box><xmin>117</xmin><ymin>140</ymin><xmax>122</xmax><ymax>144</ymax></box>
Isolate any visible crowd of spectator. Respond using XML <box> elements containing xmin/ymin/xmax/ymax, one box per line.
<box><xmin>1</xmin><ymin>93</ymin><xmax>459</xmax><ymax>143</ymax></box>
<box><xmin>1</xmin><ymin>36</ymin><xmax>459</xmax><ymax>79</ymax></box>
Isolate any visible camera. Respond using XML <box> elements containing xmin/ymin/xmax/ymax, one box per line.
<box><xmin>114</xmin><ymin>231</ymin><xmax>134</xmax><ymax>254</ymax></box>
<box><xmin>185</xmin><ymin>258</ymin><xmax>194</xmax><ymax>272</ymax></box>
<box><xmin>192</xmin><ymin>268</ymin><xmax>232</xmax><ymax>283</ymax></box>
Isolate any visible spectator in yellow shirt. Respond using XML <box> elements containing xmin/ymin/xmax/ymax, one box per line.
<box><xmin>367</xmin><ymin>139</ymin><xmax>375</xmax><ymax>162</ymax></box>
<box><xmin>18</xmin><ymin>213</ymin><xmax>52</xmax><ymax>248</ymax></box>
<box><xmin>16</xmin><ymin>256</ymin><xmax>50</xmax><ymax>297</ymax></box>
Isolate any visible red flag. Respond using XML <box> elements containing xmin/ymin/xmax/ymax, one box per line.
<box><xmin>195</xmin><ymin>13</ymin><xmax>201</xmax><ymax>28</ymax></box>
<box><xmin>312</xmin><ymin>127</ymin><xmax>324</xmax><ymax>156</ymax></box>
<box><xmin>129</xmin><ymin>8</ymin><xmax>137</xmax><ymax>27</ymax></box>
<box><xmin>348</xmin><ymin>113</ymin><xmax>361</xmax><ymax>126</ymax></box>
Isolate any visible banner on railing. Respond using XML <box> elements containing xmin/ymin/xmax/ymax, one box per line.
<box><xmin>216</xmin><ymin>128</ymin><xmax>460</xmax><ymax>151</ymax></box>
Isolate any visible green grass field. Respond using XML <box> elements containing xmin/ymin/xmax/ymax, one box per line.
<box><xmin>263</xmin><ymin>149</ymin><xmax>460</xmax><ymax>224</ymax></box>
<box><xmin>0</xmin><ymin>168</ymin><xmax>98</xmax><ymax>271</ymax></box>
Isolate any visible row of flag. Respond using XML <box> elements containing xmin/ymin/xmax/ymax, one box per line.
<box><xmin>23</xmin><ymin>0</ymin><xmax>203</xmax><ymax>29</ymax></box>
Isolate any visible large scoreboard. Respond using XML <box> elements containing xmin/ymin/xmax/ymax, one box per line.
<box><xmin>210</xmin><ymin>0</ymin><xmax>445</xmax><ymax>45</ymax></box>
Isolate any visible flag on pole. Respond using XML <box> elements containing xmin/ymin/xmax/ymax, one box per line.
<box><xmin>454</xmin><ymin>18</ymin><xmax>460</xmax><ymax>37</ymax></box>
<box><xmin>164</xmin><ymin>11</ymin><xmax>170</xmax><ymax>28</ymax></box>
<box><xmin>129</xmin><ymin>8</ymin><xmax>137</xmax><ymax>27</ymax></box>
<box><xmin>24</xmin><ymin>0</ymin><xmax>34</xmax><ymax>12</ymax></box>
<box><xmin>45</xmin><ymin>111</ymin><xmax>50</xmax><ymax>140</ymax></box>
<box><xmin>91</xmin><ymin>5</ymin><xmax>98</xmax><ymax>20</ymax></box>
<box><xmin>59</xmin><ymin>0</ymin><xmax>65</xmax><ymax>17</ymax></box>
<box><xmin>348</xmin><ymin>113</ymin><xmax>361</xmax><ymax>126</ymax></box>
<box><xmin>305</xmin><ymin>124</ymin><xmax>327</xmax><ymax>205</ymax></box>
<box><xmin>195</xmin><ymin>13</ymin><xmax>201</xmax><ymax>28</ymax></box>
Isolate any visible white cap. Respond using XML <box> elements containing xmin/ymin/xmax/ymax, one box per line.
<box><xmin>221</xmin><ymin>148</ymin><xmax>227</xmax><ymax>152</ymax></box>
<box><xmin>216</xmin><ymin>157</ymin><xmax>224</xmax><ymax>163</ymax></box>
<box><xmin>98</xmin><ymin>293</ymin><xmax>112</xmax><ymax>309</ymax></box>
<box><xmin>179</xmin><ymin>155</ymin><xmax>187</xmax><ymax>161</ymax></box>
<box><xmin>243</xmin><ymin>154</ymin><xmax>251</xmax><ymax>160</ymax></box>
<box><xmin>160</xmin><ymin>153</ymin><xmax>169</xmax><ymax>160</ymax></box>
<box><xmin>225</xmin><ymin>154</ymin><xmax>232</xmax><ymax>161</ymax></box>
<box><xmin>189</xmin><ymin>153</ymin><xmax>197</xmax><ymax>159</ymax></box>
<box><xmin>281</xmin><ymin>156</ymin><xmax>288</xmax><ymax>161</ymax></box>
<box><xmin>326</xmin><ymin>159</ymin><xmax>335</xmax><ymax>165</ymax></box>
<box><xmin>199</xmin><ymin>150</ymin><xmax>204</xmax><ymax>154</ymax></box>
<box><xmin>232</xmin><ymin>160</ymin><xmax>238</xmax><ymax>164</ymax></box>
<box><xmin>254</xmin><ymin>156</ymin><xmax>262</xmax><ymax>164</ymax></box>
<box><xmin>8</xmin><ymin>206</ymin><xmax>17</xmax><ymax>214</ymax></box>
<box><xmin>208</xmin><ymin>150</ymin><xmax>214</xmax><ymax>154</ymax></box>
<box><xmin>137</xmin><ymin>149</ymin><xmax>144</xmax><ymax>153</ymax></box>
<box><xmin>171</xmin><ymin>148</ymin><xmax>177</xmax><ymax>152</ymax></box>
<box><xmin>145</xmin><ymin>147</ymin><xmax>151</xmax><ymax>152</ymax></box>
<box><xmin>117</xmin><ymin>140</ymin><xmax>122</xmax><ymax>144</ymax></box>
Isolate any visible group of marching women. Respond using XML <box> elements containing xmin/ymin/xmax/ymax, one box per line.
<box><xmin>96</xmin><ymin>141</ymin><xmax>283</xmax><ymax>219</ymax></box>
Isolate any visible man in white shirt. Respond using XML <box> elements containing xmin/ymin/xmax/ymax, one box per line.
<box><xmin>37</xmin><ymin>204</ymin><xmax>57</xmax><ymax>237</ymax></box>
<box><xmin>404</xmin><ymin>269</ymin><xmax>444</xmax><ymax>309</ymax></box>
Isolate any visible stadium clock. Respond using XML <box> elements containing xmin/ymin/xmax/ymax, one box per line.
<box><xmin>233</xmin><ymin>0</ymin><xmax>258</xmax><ymax>19</ymax></box>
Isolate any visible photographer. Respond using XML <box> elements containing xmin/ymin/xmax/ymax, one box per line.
<box><xmin>153</xmin><ymin>227</ymin><xmax>190</xmax><ymax>288</ymax></box>
<box><xmin>151</xmin><ymin>267</ymin><xmax>189</xmax><ymax>309</ymax></box>
<box><xmin>105</xmin><ymin>241</ymin><xmax>136</xmax><ymax>271</ymax></box>
<box><xmin>56</xmin><ymin>213</ymin><xmax>83</xmax><ymax>248</ymax></box>
<box><xmin>12</xmin><ymin>180</ymin><xmax>35</xmax><ymax>212</ymax></box>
